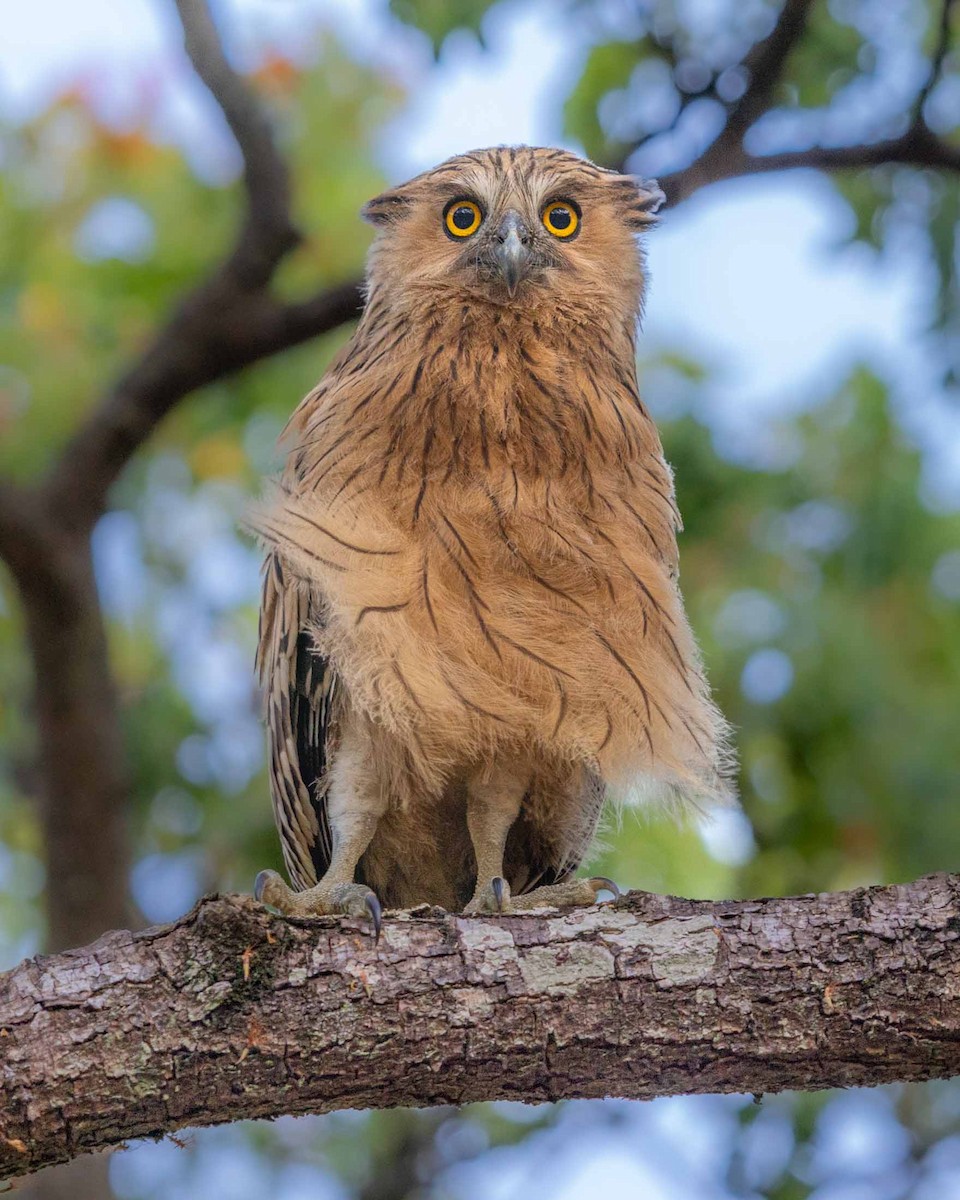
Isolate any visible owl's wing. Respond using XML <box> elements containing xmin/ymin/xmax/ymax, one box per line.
<box><xmin>257</xmin><ymin>551</ymin><xmax>336</xmax><ymax>891</ymax></box>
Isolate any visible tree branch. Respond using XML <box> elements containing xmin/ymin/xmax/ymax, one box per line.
<box><xmin>3</xmin><ymin>874</ymin><xmax>960</xmax><ymax>1180</ymax></box>
<box><xmin>620</xmin><ymin>0</ymin><xmax>960</xmax><ymax>207</ymax></box>
<box><xmin>0</xmin><ymin>481</ymin><xmax>45</xmax><ymax>589</ymax></box>
<box><xmin>174</xmin><ymin>0</ymin><xmax>300</xmax><ymax>283</ymax></box>
<box><xmin>660</xmin><ymin>123</ymin><xmax>960</xmax><ymax>206</ymax></box>
<box><xmin>44</xmin><ymin>280</ymin><xmax>363</xmax><ymax>530</ymax></box>
<box><xmin>913</xmin><ymin>0</ymin><xmax>957</xmax><ymax>125</ymax></box>
<box><xmin>0</xmin><ymin>0</ymin><xmax>364</xmax><ymax>955</ymax></box>
<box><xmin>613</xmin><ymin>0</ymin><xmax>815</xmax><ymax>178</ymax></box>
<box><xmin>41</xmin><ymin>0</ymin><xmax>361</xmax><ymax>532</ymax></box>
<box><xmin>725</xmin><ymin>0</ymin><xmax>816</xmax><ymax>136</ymax></box>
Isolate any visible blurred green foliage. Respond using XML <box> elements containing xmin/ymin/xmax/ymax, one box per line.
<box><xmin>2</xmin><ymin>0</ymin><xmax>960</xmax><ymax>1197</ymax></box>
<box><xmin>779</xmin><ymin>2</ymin><xmax>863</xmax><ymax>108</ymax></box>
<box><xmin>564</xmin><ymin>39</ymin><xmax>646</xmax><ymax>163</ymax></box>
<box><xmin>389</xmin><ymin>0</ymin><xmax>493</xmax><ymax>54</ymax></box>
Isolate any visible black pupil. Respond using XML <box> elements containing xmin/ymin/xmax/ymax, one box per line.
<box><xmin>550</xmin><ymin>206</ymin><xmax>572</xmax><ymax>229</ymax></box>
<box><xmin>452</xmin><ymin>205</ymin><xmax>476</xmax><ymax>230</ymax></box>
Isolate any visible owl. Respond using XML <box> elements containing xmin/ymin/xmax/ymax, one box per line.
<box><xmin>253</xmin><ymin>146</ymin><xmax>733</xmax><ymax>933</ymax></box>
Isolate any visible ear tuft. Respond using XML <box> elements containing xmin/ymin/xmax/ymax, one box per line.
<box><xmin>624</xmin><ymin>177</ymin><xmax>666</xmax><ymax>230</ymax></box>
<box><xmin>362</xmin><ymin>190</ymin><xmax>413</xmax><ymax>227</ymax></box>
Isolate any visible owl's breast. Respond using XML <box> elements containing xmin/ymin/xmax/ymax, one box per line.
<box><xmin>261</xmin><ymin>462</ymin><xmax>724</xmax><ymax>803</ymax></box>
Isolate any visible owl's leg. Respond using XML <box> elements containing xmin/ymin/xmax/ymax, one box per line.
<box><xmin>463</xmin><ymin>763</ymin><xmax>526</xmax><ymax>915</ymax></box>
<box><xmin>506</xmin><ymin>876</ymin><xmax>620</xmax><ymax>910</ymax></box>
<box><xmin>462</xmin><ymin>764</ymin><xmax>619</xmax><ymax>914</ymax></box>
<box><xmin>255</xmin><ymin>724</ymin><xmax>386</xmax><ymax>938</ymax></box>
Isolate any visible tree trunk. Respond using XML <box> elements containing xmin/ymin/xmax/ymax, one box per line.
<box><xmin>20</xmin><ymin>529</ymin><xmax>134</xmax><ymax>954</ymax></box>
<box><xmin>9</xmin><ymin>526</ymin><xmax>130</xmax><ymax>1200</ymax></box>
<box><xmin>3</xmin><ymin>874</ymin><xmax>959</xmax><ymax>1182</ymax></box>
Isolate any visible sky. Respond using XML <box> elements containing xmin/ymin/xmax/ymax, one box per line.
<box><xmin>3</xmin><ymin>3</ymin><xmax>960</xmax><ymax>1197</ymax></box>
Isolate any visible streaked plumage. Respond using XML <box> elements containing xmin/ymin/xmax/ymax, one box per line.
<box><xmin>253</xmin><ymin>145</ymin><xmax>734</xmax><ymax>921</ymax></box>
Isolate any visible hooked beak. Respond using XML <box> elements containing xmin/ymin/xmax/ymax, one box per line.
<box><xmin>494</xmin><ymin>211</ymin><xmax>531</xmax><ymax>296</ymax></box>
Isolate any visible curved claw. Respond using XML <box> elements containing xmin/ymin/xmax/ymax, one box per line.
<box><xmin>590</xmin><ymin>876</ymin><xmax>621</xmax><ymax>903</ymax></box>
<box><xmin>365</xmin><ymin>891</ymin><xmax>382</xmax><ymax>943</ymax></box>
<box><xmin>491</xmin><ymin>876</ymin><xmax>506</xmax><ymax>913</ymax></box>
<box><xmin>254</xmin><ymin>869</ymin><xmax>284</xmax><ymax>906</ymax></box>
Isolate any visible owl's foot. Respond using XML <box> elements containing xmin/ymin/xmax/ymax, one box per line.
<box><xmin>464</xmin><ymin>875</ymin><xmax>619</xmax><ymax>914</ymax></box>
<box><xmin>254</xmin><ymin>870</ymin><xmax>382</xmax><ymax>941</ymax></box>
<box><xmin>508</xmin><ymin>876</ymin><xmax>620</xmax><ymax>911</ymax></box>
<box><xmin>464</xmin><ymin>875</ymin><xmax>510</xmax><ymax>914</ymax></box>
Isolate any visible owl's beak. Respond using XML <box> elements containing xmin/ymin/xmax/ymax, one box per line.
<box><xmin>494</xmin><ymin>211</ymin><xmax>531</xmax><ymax>296</ymax></box>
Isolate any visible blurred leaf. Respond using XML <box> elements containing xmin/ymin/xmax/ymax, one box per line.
<box><xmin>779</xmin><ymin>3</ymin><xmax>863</xmax><ymax>107</ymax></box>
<box><xmin>564</xmin><ymin>40</ymin><xmax>644</xmax><ymax>160</ymax></box>
<box><xmin>832</xmin><ymin>168</ymin><xmax>894</xmax><ymax>252</ymax></box>
<box><xmin>389</xmin><ymin>0</ymin><xmax>496</xmax><ymax>55</ymax></box>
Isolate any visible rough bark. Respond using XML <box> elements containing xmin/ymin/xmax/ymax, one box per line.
<box><xmin>2</xmin><ymin>873</ymin><xmax>960</xmax><ymax>1181</ymax></box>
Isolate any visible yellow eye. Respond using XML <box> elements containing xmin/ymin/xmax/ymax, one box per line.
<box><xmin>542</xmin><ymin>200</ymin><xmax>579</xmax><ymax>238</ymax></box>
<box><xmin>444</xmin><ymin>199</ymin><xmax>482</xmax><ymax>238</ymax></box>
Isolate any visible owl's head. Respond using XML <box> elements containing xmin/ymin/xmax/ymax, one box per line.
<box><xmin>362</xmin><ymin>146</ymin><xmax>663</xmax><ymax>320</ymax></box>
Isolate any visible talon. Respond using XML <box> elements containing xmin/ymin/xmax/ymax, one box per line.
<box><xmin>256</xmin><ymin>872</ymin><xmax>381</xmax><ymax>930</ymax></box>
<box><xmin>365</xmin><ymin>892</ymin><xmax>382</xmax><ymax>943</ymax></box>
<box><xmin>590</xmin><ymin>876</ymin><xmax>621</xmax><ymax>903</ymax></box>
<box><xmin>254</xmin><ymin>869</ymin><xmax>285</xmax><ymax>908</ymax></box>
<box><xmin>464</xmin><ymin>876</ymin><xmax>512</xmax><ymax>915</ymax></box>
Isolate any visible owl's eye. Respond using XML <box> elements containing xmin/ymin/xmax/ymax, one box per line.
<box><xmin>541</xmin><ymin>200</ymin><xmax>580</xmax><ymax>239</ymax></box>
<box><xmin>444</xmin><ymin>199</ymin><xmax>483</xmax><ymax>239</ymax></box>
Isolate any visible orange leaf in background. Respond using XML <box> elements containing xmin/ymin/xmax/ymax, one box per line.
<box><xmin>53</xmin><ymin>89</ymin><xmax>89</xmax><ymax>116</ymax></box>
<box><xmin>252</xmin><ymin>53</ymin><xmax>300</xmax><ymax>96</ymax></box>
<box><xmin>99</xmin><ymin>129</ymin><xmax>158</xmax><ymax>169</ymax></box>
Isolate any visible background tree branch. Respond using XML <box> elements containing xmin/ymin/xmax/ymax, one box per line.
<box><xmin>43</xmin><ymin>0</ymin><xmax>360</xmax><ymax>533</ymax></box>
<box><xmin>617</xmin><ymin>0</ymin><xmax>960</xmax><ymax>204</ymax></box>
<box><xmin>659</xmin><ymin>123</ymin><xmax>960</xmax><ymax>206</ymax></box>
<box><xmin>0</xmin><ymin>0</ymin><xmax>361</xmax><ymax>959</ymax></box>
<box><xmin>174</xmin><ymin>0</ymin><xmax>300</xmax><ymax>282</ymax></box>
<box><xmin>3</xmin><ymin>873</ymin><xmax>960</xmax><ymax>1182</ymax></box>
<box><xmin>702</xmin><ymin>0</ymin><xmax>817</xmax><ymax>161</ymax></box>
